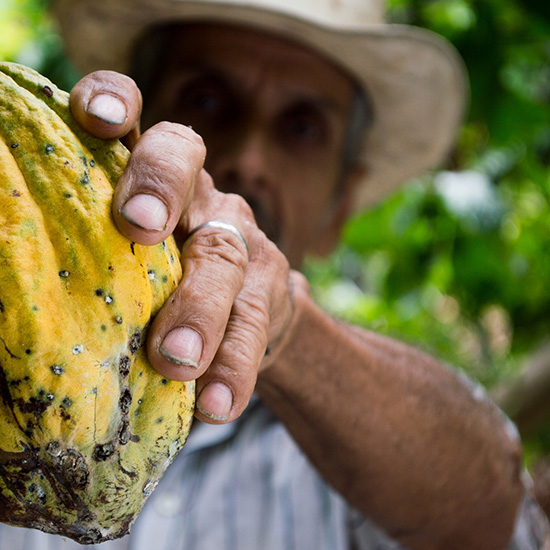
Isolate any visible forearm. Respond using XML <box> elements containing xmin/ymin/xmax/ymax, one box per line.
<box><xmin>256</xmin><ymin>283</ymin><xmax>523</xmax><ymax>550</ymax></box>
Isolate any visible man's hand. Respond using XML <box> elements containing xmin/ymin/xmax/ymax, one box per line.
<box><xmin>70</xmin><ymin>71</ymin><xmax>300</xmax><ymax>423</ymax></box>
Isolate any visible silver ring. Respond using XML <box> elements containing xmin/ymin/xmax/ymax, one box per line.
<box><xmin>186</xmin><ymin>220</ymin><xmax>249</xmax><ymax>254</ymax></box>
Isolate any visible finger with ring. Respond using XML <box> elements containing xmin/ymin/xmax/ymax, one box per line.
<box><xmin>185</xmin><ymin>220</ymin><xmax>249</xmax><ymax>256</ymax></box>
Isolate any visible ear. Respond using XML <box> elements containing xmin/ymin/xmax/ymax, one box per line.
<box><xmin>309</xmin><ymin>164</ymin><xmax>367</xmax><ymax>258</ymax></box>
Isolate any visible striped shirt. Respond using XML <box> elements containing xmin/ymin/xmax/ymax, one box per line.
<box><xmin>0</xmin><ymin>395</ymin><xmax>547</xmax><ymax>550</ymax></box>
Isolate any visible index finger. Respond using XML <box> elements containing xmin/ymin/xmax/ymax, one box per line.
<box><xmin>70</xmin><ymin>70</ymin><xmax>142</xmax><ymax>148</ymax></box>
<box><xmin>112</xmin><ymin>122</ymin><xmax>207</xmax><ymax>245</ymax></box>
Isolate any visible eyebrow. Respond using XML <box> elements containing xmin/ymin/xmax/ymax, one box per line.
<box><xmin>172</xmin><ymin>59</ymin><xmax>347</xmax><ymax>122</ymax></box>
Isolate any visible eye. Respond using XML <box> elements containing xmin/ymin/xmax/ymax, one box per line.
<box><xmin>277</xmin><ymin>103</ymin><xmax>328</xmax><ymax>148</ymax></box>
<box><xmin>186</xmin><ymin>84</ymin><xmax>223</xmax><ymax>114</ymax></box>
<box><xmin>175</xmin><ymin>76</ymin><xmax>236</xmax><ymax>129</ymax></box>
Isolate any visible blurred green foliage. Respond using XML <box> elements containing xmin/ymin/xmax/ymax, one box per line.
<box><xmin>0</xmin><ymin>0</ymin><xmax>79</xmax><ymax>89</ymax></box>
<box><xmin>1</xmin><ymin>0</ymin><xmax>550</xmax><ymax>450</ymax></box>
<box><xmin>309</xmin><ymin>0</ymin><xmax>550</xmax><ymax>385</ymax></box>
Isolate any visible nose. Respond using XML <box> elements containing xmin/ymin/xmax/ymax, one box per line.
<box><xmin>207</xmin><ymin>128</ymin><xmax>272</xmax><ymax>195</ymax></box>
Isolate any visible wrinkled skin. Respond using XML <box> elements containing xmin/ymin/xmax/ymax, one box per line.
<box><xmin>69</xmin><ymin>25</ymin><xmax>362</xmax><ymax>424</ymax></box>
<box><xmin>67</xmin><ymin>24</ymin><xmax>524</xmax><ymax>550</ymax></box>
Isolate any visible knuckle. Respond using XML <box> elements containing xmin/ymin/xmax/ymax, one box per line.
<box><xmin>196</xmin><ymin>170</ymin><xmax>216</xmax><ymax>194</ymax></box>
<box><xmin>153</xmin><ymin>121</ymin><xmax>206</xmax><ymax>156</ymax></box>
<box><xmin>183</xmin><ymin>281</ymin><xmax>228</xmax><ymax>319</ymax></box>
<box><xmin>236</xmin><ymin>292</ymin><xmax>270</xmax><ymax>336</ymax></box>
<box><xmin>189</xmin><ymin>230</ymin><xmax>249</xmax><ymax>273</ymax></box>
<box><xmin>258</xmin><ymin>232</ymin><xmax>289</xmax><ymax>271</ymax></box>
<box><xmin>225</xmin><ymin>193</ymin><xmax>255</xmax><ymax>220</ymax></box>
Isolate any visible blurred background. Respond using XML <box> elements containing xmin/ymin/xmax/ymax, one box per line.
<box><xmin>1</xmin><ymin>0</ymin><xmax>549</xmax><ymax>514</ymax></box>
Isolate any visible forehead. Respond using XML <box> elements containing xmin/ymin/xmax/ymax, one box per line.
<box><xmin>160</xmin><ymin>23</ymin><xmax>356</xmax><ymax>107</ymax></box>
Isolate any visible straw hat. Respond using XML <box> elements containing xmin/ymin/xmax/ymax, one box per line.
<box><xmin>52</xmin><ymin>0</ymin><xmax>468</xmax><ymax>210</ymax></box>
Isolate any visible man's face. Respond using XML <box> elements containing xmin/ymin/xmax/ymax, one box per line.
<box><xmin>142</xmin><ymin>24</ymin><xmax>361</xmax><ymax>268</ymax></box>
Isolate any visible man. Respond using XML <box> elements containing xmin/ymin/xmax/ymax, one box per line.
<box><xmin>1</xmin><ymin>0</ymin><xmax>548</xmax><ymax>548</ymax></box>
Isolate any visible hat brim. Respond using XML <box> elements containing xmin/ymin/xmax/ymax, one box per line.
<box><xmin>53</xmin><ymin>0</ymin><xmax>468</xmax><ymax>210</ymax></box>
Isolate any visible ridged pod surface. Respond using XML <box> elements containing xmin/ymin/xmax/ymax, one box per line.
<box><xmin>0</xmin><ymin>62</ymin><xmax>194</xmax><ymax>544</ymax></box>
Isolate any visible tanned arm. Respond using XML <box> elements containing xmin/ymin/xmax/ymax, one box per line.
<box><xmin>257</xmin><ymin>276</ymin><xmax>523</xmax><ymax>550</ymax></box>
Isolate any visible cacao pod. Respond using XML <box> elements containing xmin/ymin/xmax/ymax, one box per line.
<box><xmin>0</xmin><ymin>62</ymin><xmax>195</xmax><ymax>544</ymax></box>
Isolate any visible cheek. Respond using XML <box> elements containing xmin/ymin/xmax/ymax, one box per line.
<box><xmin>280</xmin><ymin>175</ymin><xmax>338</xmax><ymax>248</ymax></box>
<box><xmin>286</xmin><ymin>166</ymin><xmax>340</xmax><ymax>222</ymax></box>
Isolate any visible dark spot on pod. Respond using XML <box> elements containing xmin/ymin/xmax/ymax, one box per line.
<box><xmin>25</xmin><ymin>349</ymin><xmax>31</xmax><ymax>355</ymax></box>
<box><xmin>119</xmin><ymin>419</ymin><xmax>131</xmax><ymax>445</ymax></box>
<box><xmin>93</xmin><ymin>443</ymin><xmax>115</xmax><ymax>462</ymax></box>
<box><xmin>115</xmin><ymin>316</ymin><xmax>123</xmax><ymax>324</ymax></box>
<box><xmin>101</xmin><ymin>324</ymin><xmax>107</xmax><ymax>332</ymax></box>
<box><xmin>61</xmin><ymin>449</ymin><xmax>89</xmax><ymax>489</ymax></box>
<box><xmin>81</xmin><ymin>156</ymin><xmax>87</xmax><ymax>167</ymax></box>
<box><xmin>17</xmin><ymin>396</ymin><xmax>51</xmax><ymax>419</ymax></box>
<box><xmin>162</xmin><ymin>275</ymin><xmax>168</xmax><ymax>283</ymax></box>
<box><xmin>161</xmin><ymin>378</ymin><xmax>168</xmax><ymax>386</ymax></box>
<box><xmin>11</xmin><ymin>190</ymin><xmax>21</xmax><ymax>197</ymax></box>
<box><xmin>119</xmin><ymin>355</ymin><xmax>131</xmax><ymax>377</ymax></box>
<box><xmin>105</xmin><ymin>295</ymin><xmax>114</xmax><ymax>304</ymax></box>
<box><xmin>51</xmin><ymin>365</ymin><xmax>64</xmax><ymax>375</ymax></box>
<box><xmin>45</xmin><ymin>144</ymin><xmax>54</xmax><ymax>154</ymax></box>
<box><xmin>28</xmin><ymin>482</ymin><xmax>47</xmax><ymax>504</ymax></box>
<box><xmin>10</xmin><ymin>143</ymin><xmax>19</xmax><ymax>149</ymax></box>
<box><xmin>61</xmin><ymin>397</ymin><xmax>72</xmax><ymax>408</ymax></box>
<box><xmin>64</xmin><ymin>192</ymin><xmax>72</xmax><ymax>198</ymax></box>
<box><xmin>119</xmin><ymin>387</ymin><xmax>132</xmax><ymax>415</ymax></box>
<box><xmin>130</xmin><ymin>242</ymin><xmax>135</xmax><ymax>255</ymax></box>
<box><xmin>81</xmin><ymin>173</ymin><xmax>89</xmax><ymax>185</ymax></box>
<box><xmin>131</xmin><ymin>434</ymin><xmax>140</xmax><ymax>443</ymax></box>
<box><xmin>42</xmin><ymin>85</ymin><xmax>54</xmax><ymax>97</ymax></box>
<box><xmin>37</xmin><ymin>487</ymin><xmax>47</xmax><ymax>504</ymax></box>
<box><xmin>0</xmin><ymin>299</ymin><xmax>5</xmax><ymax>313</ymax></box>
<box><xmin>59</xmin><ymin>270</ymin><xmax>70</xmax><ymax>278</ymax></box>
<box><xmin>156</xmin><ymin>417</ymin><xmax>164</xmax><ymax>424</ymax></box>
<box><xmin>129</xmin><ymin>330</ymin><xmax>141</xmax><ymax>354</ymax></box>
<box><xmin>95</xmin><ymin>289</ymin><xmax>104</xmax><ymax>297</ymax></box>
<box><xmin>89</xmin><ymin>159</ymin><xmax>95</xmax><ymax>167</ymax></box>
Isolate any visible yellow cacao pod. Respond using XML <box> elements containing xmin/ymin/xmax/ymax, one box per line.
<box><xmin>0</xmin><ymin>62</ymin><xmax>194</xmax><ymax>544</ymax></box>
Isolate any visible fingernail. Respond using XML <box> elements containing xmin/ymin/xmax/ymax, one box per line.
<box><xmin>160</xmin><ymin>327</ymin><xmax>202</xmax><ymax>368</ymax></box>
<box><xmin>121</xmin><ymin>194</ymin><xmax>168</xmax><ymax>231</ymax></box>
<box><xmin>197</xmin><ymin>383</ymin><xmax>233</xmax><ymax>422</ymax></box>
<box><xmin>87</xmin><ymin>93</ymin><xmax>127</xmax><ymax>125</ymax></box>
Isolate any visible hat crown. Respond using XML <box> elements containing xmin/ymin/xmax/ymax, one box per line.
<box><xmin>171</xmin><ymin>0</ymin><xmax>386</xmax><ymax>26</ymax></box>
